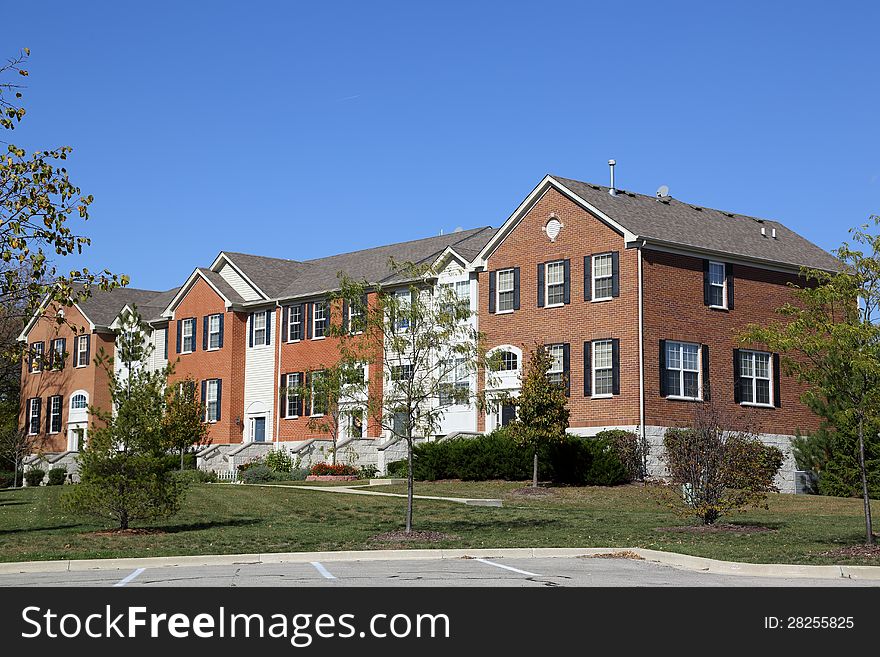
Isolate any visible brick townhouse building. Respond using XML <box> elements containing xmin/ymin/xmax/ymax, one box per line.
<box><xmin>18</xmin><ymin>174</ymin><xmax>838</xmax><ymax>490</ymax></box>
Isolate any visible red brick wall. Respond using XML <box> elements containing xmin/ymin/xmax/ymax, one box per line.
<box><xmin>478</xmin><ymin>188</ymin><xmax>641</xmax><ymax>430</ymax></box>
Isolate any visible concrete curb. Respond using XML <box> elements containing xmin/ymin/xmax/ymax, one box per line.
<box><xmin>2</xmin><ymin>547</ymin><xmax>878</xmax><ymax>580</ymax></box>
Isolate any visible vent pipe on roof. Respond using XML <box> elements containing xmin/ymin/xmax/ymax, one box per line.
<box><xmin>771</xmin><ymin>227</ymin><xmax>777</xmax><ymax>239</ymax></box>
<box><xmin>608</xmin><ymin>160</ymin><xmax>617</xmax><ymax>196</ymax></box>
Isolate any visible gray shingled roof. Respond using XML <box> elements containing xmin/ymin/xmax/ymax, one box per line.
<box><xmin>552</xmin><ymin>176</ymin><xmax>839</xmax><ymax>271</ymax></box>
<box><xmin>76</xmin><ymin>286</ymin><xmax>177</xmax><ymax>327</ymax></box>
<box><xmin>225</xmin><ymin>226</ymin><xmax>498</xmax><ymax>301</ymax></box>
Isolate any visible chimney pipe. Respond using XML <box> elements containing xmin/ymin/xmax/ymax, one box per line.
<box><xmin>608</xmin><ymin>159</ymin><xmax>617</xmax><ymax>196</ymax></box>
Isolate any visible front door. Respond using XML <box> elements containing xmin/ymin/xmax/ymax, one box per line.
<box><xmin>251</xmin><ymin>417</ymin><xmax>266</xmax><ymax>442</ymax></box>
<box><xmin>67</xmin><ymin>427</ymin><xmax>84</xmax><ymax>451</ymax></box>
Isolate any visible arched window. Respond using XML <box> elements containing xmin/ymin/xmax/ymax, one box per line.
<box><xmin>499</xmin><ymin>351</ymin><xmax>519</xmax><ymax>371</ymax></box>
<box><xmin>487</xmin><ymin>346</ymin><xmax>522</xmax><ymax>374</ymax></box>
<box><xmin>70</xmin><ymin>393</ymin><xmax>88</xmax><ymax>410</ymax></box>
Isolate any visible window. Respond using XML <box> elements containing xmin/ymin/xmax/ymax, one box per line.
<box><xmin>391</xmin><ymin>363</ymin><xmax>414</xmax><ymax>382</ymax></box>
<box><xmin>313</xmin><ymin>302</ymin><xmax>328</xmax><ymax>338</ymax></box>
<box><xmin>180</xmin><ymin>318</ymin><xmax>195</xmax><ymax>353</ymax></box>
<box><xmin>547</xmin><ymin>344</ymin><xmax>565</xmax><ymax>386</ymax></box>
<box><xmin>545</xmin><ymin>261</ymin><xmax>565</xmax><ymax>306</ymax></box>
<box><xmin>284</xmin><ymin>373</ymin><xmax>302</xmax><ymax>418</ymax></box>
<box><xmin>205</xmin><ymin>379</ymin><xmax>220</xmax><ymax>423</ymax></box>
<box><xmin>593</xmin><ymin>253</ymin><xmax>614</xmax><ymax>300</ymax></box>
<box><xmin>48</xmin><ymin>396</ymin><xmax>62</xmax><ymax>434</ymax></box>
<box><xmin>310</xmin><ymin>370</ymin><xmax>327</xmax><ymax>415</ymax></box>
<box><xmin>347</xmin><ymin>409</ymin><xmax>364</xmax><ymax>438</ymax></box>
<box><xmin>348</xmin><ymin>299</ymin><xmax>365</xmax><ymax>334</ymax></box>
<box><xmin>75</xmin><ymin>335</ymin><xmax>90</xmax><ymax>367</ymax></box>
<box><xmin>592</xmin><ymin>340</ymin><xmax>614</xmax><ymax>397</ymax></box>
<box><xmin>288</xmin><ymin>305</ymin><xmax>303</xmax><ymax>341</ymax></box>
<box><xmin>740</xmin><ymin>350</ymin><xmax>772</xmax><ymax>405</ymax></box>
<box><xmin>708</xmin><ymin>261</ymin><xmax>726</xmax><ymax>308</ymax></box>
<box><xmin>393</xmin><ymin>290</ymin><xmax>411</xmax><ymax>330</ymax></box>
<box><xmin>392</xmin><ymin>411</ymin><xmax>409</xmax><ymax>438</ymax></box>
<box><xmin>665</xmin><ymin>341</ymin><xmax>701</xmax><ymax>399</ymax></box>
<box><xmin>27</xmin><ymin>398</ymin><xmax>41</xmax><ymax>435</ymax></box>
<box><xmin>252</xmin><ymin>312</ymin><xmax>266</xmax><ymax>346</ymax></box>
<box><xmin>70</xmin><ymin>393</ymin><xmax>87</xmax><ymax>410</ymax></box>
<box><xmin>51</xmin><ymin>338</ymin><xmax>65</xmax><ymax>370</ymax></box>
<box><xmin>440</xmin><ymin>358</ymin><xmax>470</xmax><ymax>406</ymax></box>
<box><xmin>29</xmin><ymin>342</ymin><xmax>44</xmax><ymax>373</ymax></box>
<box><xmin>441</xmin><ymin>280</ymin><xmax>470</xmax><ymax>316</ymax></box>
<box><xmin>499</xmin><ymin>350</ymin><xmax>518</xmax><ymax>371</ymax></box>
<box><xmin>343</xmin><ymin>363</ymin><xmax>365</xmax><ymax>386</ymax></box>
<box><xmin>207</xmin><ymin>314</ymin><xmax>222</xmax><ymax>350</ymax></box>
<box><xmin>496</xmin><ymin>269</ymin><xmax>515</xmax><ymax>312</ymax></box>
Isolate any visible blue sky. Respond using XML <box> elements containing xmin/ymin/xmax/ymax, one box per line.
<box><xmin>8</xmin><ymin>1</ymin><xmax>879</xmax><ymax>291</ymax></box>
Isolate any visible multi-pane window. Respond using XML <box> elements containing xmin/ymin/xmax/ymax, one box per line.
<box><xmin>30</xmin><ymin>342</ymin><xmax>44</xmax><ymax>373</ymax></box>
<box><xmin>51</xmin><ymin>338</ymin><xmax>65</xmax><ymax>370</ymax></box>
<box><xmin>499</xmin><ymin>350</ymin><xmax>518</xmax><ymax>371</ymax></box>
<box><xmin>547</xmin><ymin>344</ymin><xmax>565</xmax><ymax>386</ymax></box>
<box><xmin>392</xmin><ymin>411</ymin><xmax>409</xmax><ymax>438</ymax></box>
<box><xmin>48</xmin><ymin>396</ymin><xmax>62</xmax><ymax>434</ymax></box>
<box><xmin>287</xmin><ymin>305</ymin><xmax>303</xmax><ymax>341</ymax></box>
<box><xmin>205</xmin><ymin>379</ymin><xmax>220</xmax><ymax>423</ymax></box>
<box><xmin>441</xmin><ymin>280</ymin><xmax>470</xmax><ymax>316</ymax></box>
<box><xmin>207</xmin><ymin>314</ymin><xmax>222</xmax><ymax>350</ymax></box>
<box><xmin>708</xmin><ymin>262</ymin><xmax>726</xmax><ymax>308</ymax></box>
<box><xmin>545</xmin><ymin>261</ymin><xmax>565</xmax><ymax>306</ymax></box>
<box><xmin>665</xmin><ymin>341</ymin><xmax>701</xmax><ymax>399</ymax></box>
<box><xmin>593</xmin><ymin>253</ymin><xmax>614</xmax><ymax>300</ymax></box>
<box><xmin>440</xmin><ymin>358</ymin><xmax>470</xmax><ymax>406</ymax></box>
<box><xmin>252</xmin><ymin>312</ymin><xmax>266</xmax><ymax>346</ymax></box>
<box><xmin>343</xmin><ymin>363</ymin><xmax>365</xmax><ymax>386</ymax></box>
<box><xmin>70</xmin><ymin>393</ymin><xmax>87</xmax><ymax>410</ymax></box>
<box><xmin>348</xmin><ymin>300</ymin><xmax>365</xmax><ymax>334</ymax></box>
<box><xmin>348</xmin><ymin>409</ymin><xmax>364</xmax><ymax>438</ymax></box>
<box><xmin>75</xmin><ymin>335</ymin><xmax>90</xmax><ymax>367</ymax></box>
<box><xmin>27</xmin><ymin>398</ymin><xmax>40</xmax><ymax>435</ymax></box>
<box><xmin>310</xmin><ymin>370</ymin><xmax>327</xmax><ymax>415</ymax></box>
<box><xmin>181</xmin><ymin>318</ymin><xmax>196</xmax><ymax>353</ymax></box>
<box><xmin>393</xmin><ymin>290</ymin><xmax>411</xmax><ymax>331</ymax></box>
<box><xmin>497</xmin><ymin>269</ymin><xmax>515</xmax><ymax>312</ymax></box>
<box><xmin>740</xmin><ymin>350</ymin><xmax>771</xmax><ymax>405</ymax></box>
<box><xmin>313</xmin><ymin>302</ymin><xmax>328</xmax><ymax>338</ymax></box>
<box><xmin>391</xmin><ymin>363</ymin><xmax>414</xmax><ymax>382</ymax></box>
<box><xmin>592</xmin><ymin>340</ymin><xmax>614</xmax><ymax>397</ymax></box>
<box><xmin>285</xmin><ymin>373</ymin><xmax>302</xmax><ymax>418</ymax></box>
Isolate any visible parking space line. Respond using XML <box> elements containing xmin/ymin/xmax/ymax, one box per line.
<box><xmin>113</xmin><ymin>568</ymin><xmax>145</xmax><ymax>587</ymax></box>
<box><xmin>473</xmin><ymin>558</ymin><xmax>540</xmax><ymax>577</ymax></box>
<box><xmin>310</xmin><ymin>561</ymin><xmax>337</xmax><ymax>580</ymax></box>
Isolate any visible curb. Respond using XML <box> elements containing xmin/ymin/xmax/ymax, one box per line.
<box><xmin>1</xmin><ymin>547</ymin><xmax>878</xmax><ymax>580</ymax></box>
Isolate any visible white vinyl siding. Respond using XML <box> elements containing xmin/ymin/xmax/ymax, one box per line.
<box><xmin>217</xmin><ymin>262</ymin><xmax>261</xmax><ymax>301</ymax></box>
<box><xmin>243</xmin><ymin>308</ymin><xmax>276</xmax><ymax>441</ymax></box>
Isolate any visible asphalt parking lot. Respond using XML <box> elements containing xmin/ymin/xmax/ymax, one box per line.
<box><xmin>2</xmin><ymin>556</ymin><xmax>878</xmax><ymax>587</ymax></box>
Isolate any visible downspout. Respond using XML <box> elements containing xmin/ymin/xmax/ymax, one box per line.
<box><xmin>638</xmin><ymin>241</ymin><xmax>646</xmax><ymax>442</ymax></box>
<box><xmin>275</xmin><ymin>301</ymin><xmax>282</xmax><ymax>445</ymax></box>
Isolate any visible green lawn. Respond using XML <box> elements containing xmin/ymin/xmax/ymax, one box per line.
<box><xmin>0</xmin><ymin>481</ymin><xmax>877</xmax><ymax>565</ymax></box>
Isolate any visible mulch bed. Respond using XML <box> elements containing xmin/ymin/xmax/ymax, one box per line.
<box><xmin>819</xmin><ymin>544</ymin><xmax>880</xmax><ymax>560</ymax></box>
<box><xmin>368</xmin><ymin>530</ymin><xmax>451</xmax><ymax>544</ymax></box>
<box><xmin>86</xmin><ymin>528</ymin><xmax>166</xmax><ymax>537</ymax></box>
<box><xmin>510</xmin><ymin>486</ymin><xmax>554</xmax><ymax>497</ymax></box>
<box><xmin>656</xmin><ymin>523</ymin><xmax>775</xmax><ymax>534</ymax></box>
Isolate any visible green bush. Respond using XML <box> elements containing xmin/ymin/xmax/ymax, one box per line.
<box><xmin>288</xmin><ymin>468</ymin><xmax>309</xmax><ymax>481</ymax></box>
<box><xmin>46</xmin><ymin>467</ymin><xmax>67</xmax><ymax>486</ymax></box>
<box><xmin>596</xmin><ymin>429</ymin><xmax>644</xmax><ymax>481</ymax></box>
<box><xmin>358</xmin><ymin>464</ymin><xmax>378</xmax><ymax>479</ymax></box>
<box><xmin>386</xmin><ymin>459</ymin><xmax>407</xmax><ymax>477</ymax></box>
<box><xmin>265</xmin><ymin>449</ymin><xmax>295</xmax><ymax>473</ymax></box>
<box><xmin>24</xmin><ymin>467</ymin><xmax>45</xmax><ymax>487</ymax></box>
<box><xmin>241</xmin><ymin>464</ymin><xmax>274</xmax><ymax>484</ymax></box>
<box><xmin>0</xmin><ymin>471</ymin><xmax>18</xmax><ymax>488</ymax></box>
<box><xmin>173</xmin><ymin>469</ymin><xmax>218</xmax><ymax>484</ymax></box>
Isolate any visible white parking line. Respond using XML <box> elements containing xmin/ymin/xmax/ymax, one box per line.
<box><xmin>473</xmin><ymin>558</ymin><xmax>541</xmax><ymax>577</ymax></box>
<box><xmin>310</xmin><ymin>561</ymin><xmax>337</xmax><ymax>580</ymax></box>
<box><xmin>113</xmin><ymin>568</ymin><xmax>145</xmax><ymax>587</ymax></box>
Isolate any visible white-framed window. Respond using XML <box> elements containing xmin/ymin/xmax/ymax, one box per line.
<box><xmin>70</xmin><ymin>393</ymin><xmax>87</xmax><ymax>410</ymax></box>
<box><xmin>708</xmin><ymin>261</ymin><xmax>726</xmax><ymax>308</ymax></box>
<box><xmin>665</xmin><ymin>341</ymin><xmax>701</xmax><ymax>400</ymax></box>
<box><xmin>75</xmin><ymin>335</ymin><xmax>90</xmax><ymax>367</ymax></box>
<box><xmin>545</xmin><ymin>260</ymin><xmax>565</xmax><ymax>306</ymax></box>
<box><xmin>547</xmin><ymin>344</ymin><xmax>565</xmax><ymax>385</ymax></box>
<box><xmin>343</xmin><ymin>363</ymin><xmax>366</xmax><ymax>386</ymax></box>
<box><xmin>310</xmin><ymin>370</ymin><xmax>327</xmax><ymax>416</ymax></box>
<box><xmin>440</xmin><ymin>280</ymin><xmax>470</xmax><ymax>316</ymax></box>
<box><xmin>181</xmin><ymin>318</ymin><xmax>196</xmax><ymax>353</ymax></box>
<box><xmin>593</xmin><ymin>253</ymin><xmax>614</xmax><ymax>300</ymax></box>
<box><xmin>252</xmin><ymin>312</ymin><xmax>266</xmax><ymax>346</ymax></box>
<box><xmin>740</xmin><ymin>350</ymin><xmax>772</xmax><ymax>406</ymax></box>
<box><xmin>347</xmin><ymin>408</ymin><xmax>365</xmax><ymax>438</ymax></box>
<box><xmin>393</xmin><ymin>290</ymin><xmax>411</xmax><ymax>331</ymax></box>
<box><xmin>284</xmin><ymin>372</ymin><xmax>302</xmax><ymax>418</ymax></box>
<box><xmin>288</xmin><ymin>305</ymin><xmax>303</xmax><ymax>341</ymax></box>
<box><xmin>499</xmin><ymin>350</ymin><xmax>518</xmax><ymax>371</ymax></box>
<box><xmin>48</xmin><ymin>395</ymin><xmax>62</xmax><ymax>434</ymax></box>
<box><xmin>313</xmin><ymin>302</ymin><xmax>328</xmax><ymax>338</ymax></box>
<box><xmin>30</xmin><ymin>342</ymin><xmax>44</xmax><ymax>373</ymax></box>
<box><xmin>205</xmin><ymin>379</ymin><xmax>220</xmax><ymax>423</ymax></box>
<box><xmin>391</xmin><ymin>363</ymin><xmax>414</xmax><ymax>382</ymax></box>
<box><xmin>51</xmin><ymin>338</ymin><xmax>65</xmax><ymax>370</ymax></box>
<box><xmin>27</xmin><ymin>398</ymin><xmax>40</xmax><ymax>435</ymax></box>
<box><xmin>592</xmin><ymin>340</ymin><xmax>614</xmax><ymax>397</ymax></box>
<box><xmin>496</xmin><ymin>269</ymin><xmax>515</xmax><ymax>312</ymax></box>
<box><xmin>348</xmin><ymin>299</ymin><xmax>365</xmax><ymax>334</ymax></box>
<box><xmin>207</xmin><ymin>314</ymin><xmax>222</xmax><ymax>350</ymax></box>
<box><xmin>440</xmin><ymin>358</ymin><xmax>470</xmax><ymax>406</ymax></box>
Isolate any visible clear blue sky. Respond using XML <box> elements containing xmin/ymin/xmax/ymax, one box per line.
<box><xmin>8</xmin><ymin>1</ymin><xmax>879</xmax><ymax>292</ymax></box>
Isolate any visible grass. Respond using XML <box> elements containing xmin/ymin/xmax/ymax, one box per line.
<box><xmin>0</xmin><ymin>481</ymin><xmax>878</xmax><ymax>565</ymax></box>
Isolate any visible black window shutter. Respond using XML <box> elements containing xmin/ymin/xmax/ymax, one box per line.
<box><xmin>584</xmin><ymin>256</ymin><xmax>592</xmax><ymax>301</ymax></box>
<box><xmin>537</xmin><ymin>263</ymin><xmax>545</xmax><ymax>307</ymax></box>
<box><xmin>703</xmin><ymin>260</ymin><xmax>711</xmax><ymax>306</ymax></box>
<box><xmin>218</xmin><ymin>314</ymin><xmax>224</xmax><ymax>348</ymax></box>
<box><xmin>248</xmin><ymin>313</ymin><xmax>254</xmax><ymax>347</ymax></box>
<box><xmin>216</xmin><ymin>380</ymin><xmax>222</xmax><ymax>422</ymax></box>
<box><xmin>488</xmin><ymin>271</ymin><xmax>496</xmax><ymax>313</ymax></box>
<box><xmin>27</xmin><ymin>345</ymin><xmax>33</xmax><ymax>372</ymax></box>
<box><xmin>297</xmin><ymin>372</ymin><xmax>304</xmax><ymax>416</ymax></box>
<box><xmin>200</xmin><ymin>379</ymin><xmax>207</xmax><ymax>414</ymax></box>
<box><xmin>726</xmin><ymin>264</ymin><xmax>734</xmax><ymax>310</ymax></box>
<box><xmin>282</xmin><ymin>306</ymin><xmax>289</xmax><ymax>342</ymax></box>
<box><xmin>342</xmin><ymin>299</ymin><xmax>349</xmax><ymax>334</ymax></box>
<box><xmin>611</xmin><ymin>251</ymin><xmax>620</xmax><ymax>298</ymax></box>
<box><xmin>265</xmin><ymin>310</ymin><xmax>272</xmax><ymax>346</ymax></box>
<box><xmin>203</xmin><ymin>316</ymin><xmax>208</xmax><ymax>350</ymax></box>
<box><xmin>563</xmin><ymin>343</ymin><xmax>570</xmax><ymax>397</ymax></box>
<box><xmin>583</xmin><ymin>342</ymin><xmax>592</xmax><ymax>397</ymax></box>
<box><xmin>733</xmin><ymin>349</ymin><xmax>742</xmax><ymax>403</ymax></box>
<box><xmin>701</xmin><ymin>344</ymin><xmax>710</xmax><ymax>401</ymax></box>
<box><xmin>176</xmin><ymin>320</ymin><xmax>182</xmax><ymax>353</ymax></box>
<box><xmin>563</xmin><ymin>259</ymin><xmax>571</xmax><ymax>304</ymax></box>
<box><xmin>659</xmin><ymin>340</ymin><xmax>667</xmax><ymax>397</ymax></box>
<box><xmin>303</xmin><ymin>372</ymin><xmax>311</xmax><ymax>416</ymax></box>
<box><xmin>513</xmin><ymin>267</ymin><xmax>520</xmax><ymax>310</ymax></box>
<box><xmin>612</xmin><ymin>338</ymin><xmax>620</xmax><ymax>395</ymax></box>
<box><xmin>280</xmin><ymin>373</ymin><xmax>287</xmax><ymax>419</ymax></box>
<box><xmin>84</xmin><ymin>336</ymin><xmax>90</xmax><ymax>367</ymax></box>
<box><xmin>306</xmin><ymin>303</ymin><xmax>313</xmax><ymax>339</ymax></box>
<box><xmin>773</xmin><ymin>353</ymin><xmax>781</xmax><ymax>408</ymax></box>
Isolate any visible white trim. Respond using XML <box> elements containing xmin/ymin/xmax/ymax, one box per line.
<box><xmin>161</xmin><ymin>269</ymin><xmax>234</xmax><ymax>318</ymax></box>
<box><xmin>591</xmin><ymin>339</ymin><xmax>614</xmax><ymax>398</ymax></box>
<box><xmin>206</xmin><ymin>313</ymin><xmax>222</xmax><ymax>351</ymax></box>
<box><xmin>208</xmin><ymin>252</ymin><xmax>270</xmax><ymax>299</ymax></box>
<box><xmin>664</xmin><ymin>341</ymin><xmax>703</xmax><ymax>401</ymax></box>
<box><xmin>708</xmin><ymin>260</ymin><xmax>728</xmax><ymax>310</ymax></box>
<box><xmin>180</xmin><ymin>317</ymin><xmax>196</xmax><ymax>354</ymax></box>
<box><xmin>74</xmin><ymin>334</ymin><xmax>90</xmax><ymax>368</ymax></box>
<box><xmin>495</xmin><ymin>267</ymin><xmax>516</xmax><ymax>312</ymax></box>
<box><xmin>738</xmin><ymin>349</ymin><xmax>773</xmax><ymax>406</ymax></box>
<box><xmin>591</xmin><ymin>252</ymin><xmax>614</xmax><ymax>301</ymax></box>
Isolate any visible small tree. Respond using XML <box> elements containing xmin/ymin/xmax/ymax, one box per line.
<box><xmin>506</xmin><ymin>345</ymin><xmax>570</xmax><ymax>488</ymax></box>
<box><xmin>63</xmin><ymin>310</ymin><xmax>184</xmax><ymax>530</ymax></box>
<box><xmin>0</xmin><ymin>426</ymin><xmax>39</xmax><ymax>487</ymax></box>
<box><xmin>663</xmin><ymin>402</ymin><xmax>783</xmax><ymax>525</ymax></box>
<box><xmin>162</xmin><ymin>376</ymin><xmax>210</xmax><ymax>470</ymax></box>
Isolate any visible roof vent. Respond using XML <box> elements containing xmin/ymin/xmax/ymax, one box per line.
<box><xmin>771</xmin><ymin>227</ymin><xmax>777</xmax><ymax>239</ymax></box>
<box><xmin>608</xmin><ymin>159</ymin><xmax>617</xmax><ymax>196</ymax></box>
<box><xmin>761</xmin><ymin>226</ymin><xmax>767</xmax><ymax>237</ymax></box>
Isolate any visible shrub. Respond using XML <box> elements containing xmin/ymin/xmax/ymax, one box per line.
<box><xmin>288</xmin><ymin>467</ymin><xmax>310</xmax><ymax>481</ymax></box>
<box><xmin>386</xmin><ymin>459</ymin><xmax>407</xmax><ymax>478</ymax></box>
<box><xmin>24</xmin><ymin>467</ymin><xmax>45</xmax><ymax>487</ymax></box>
<box><xmin>309</xmin><ymin>462</ymin><xmax>359</xmax><ymax>476</ymax></box>
<box><xmin>241</xmin><ymin>464</ymin><xmax>275</xmax><ymax>484</ymax></box>
<box><xmin>47</xmin><ymin>467</ymin><xmax>67</xmax><ymax>486</ymax></box>
<box><xmin>237</xmin><ymin>458</ymin><xmax>263</xmax><ymax>473</ymax></box>
<box><xmin>0</xmin><ymin>471</ymin><xmax>18</xmax><ymax>488</ymax></box>
<box><xmin>596</xmin><ymin>429</ymin><xmax>644</xmax><ymax>481</ymax></box>
<box><xmin>174</xmin><ymin>469</ymin><xmax>218</xmax><ymax>484</ymax></box>
<box><xmin>358</xmin><ymin>464</ymin><xmax>378</xmax><ymax>479</ymax></box>
<box><xmin>545</xmin><ymin>436</ymin><xmax>629</xmax><ymax>486</ymax></box>
<box><xmin>265</xmin><ymin>449</ymin><xmax>295</xmax><ymax>473</ymax></box>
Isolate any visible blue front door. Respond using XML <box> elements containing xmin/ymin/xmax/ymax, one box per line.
<box><xmin>253</xmin><ymin>417</ymin><xmax>266</xmax><ymax>442</ymax></box>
